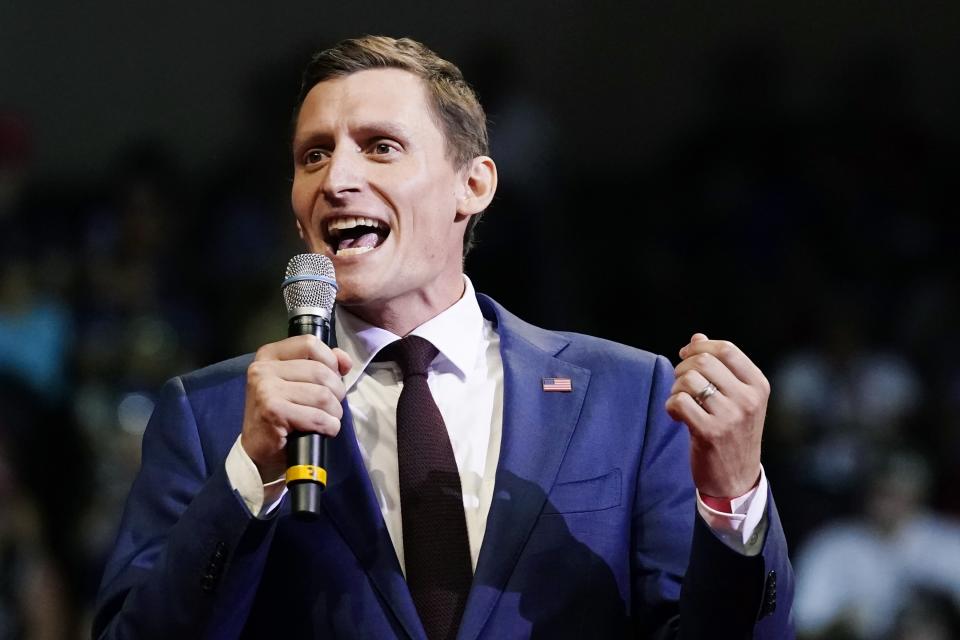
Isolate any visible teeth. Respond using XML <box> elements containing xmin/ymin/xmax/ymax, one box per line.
<box><xmin>337</xmin><ymin>246</ymin><xmax>375</xmax><ymax>256</ymax></box>
<box><xmin>327</xmin><ymin>216</ymin><xmax>384</xmax><ymax>237</ymax></box>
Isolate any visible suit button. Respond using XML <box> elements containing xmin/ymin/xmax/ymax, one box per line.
<box><xmin>758</xmin><ymin>570</ymin><xmax>777</xmax><ymax>619</ymax></box>
<box><xmin>210</xmin><ymin>541</ymin><xmax>228</xmax><ymax>568</ymax></box>
<box><xmin>201</xmin><ymin>541</ymin><xmax>229</xmax><ymax>593</ymax></box>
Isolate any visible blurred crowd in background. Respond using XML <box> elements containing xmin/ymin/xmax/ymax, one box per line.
<box><xmin>2</xmin><ymin>17</ymin><xmax>960</xmax><ymax>640</ymax></box>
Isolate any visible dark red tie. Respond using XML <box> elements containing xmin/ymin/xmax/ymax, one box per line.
<box><xmin>381</xmin><ymin>335</ymin><xmax>473</xmax><ymax>640</ymax></box>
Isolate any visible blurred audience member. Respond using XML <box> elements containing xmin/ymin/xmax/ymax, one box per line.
<box><xmin>0</xmin><ymin>113</ymin><xmax>73</xmax><ymax>404</ymax></box>
<box><xmin>0</xmin><ymin>255</ymin><xmax>72</xmax><ymax>402</ymax></box>
<box><xmin>0</xmin><ymin>376</ymin><xmax>92</xmax><ymax>639</ymax></box>
<box><xmin>889</xmin><ymin>588</ymin><xmax>960</xmax><ymax>640</ymax></box>
<box><xmin>793</xmin><ymin>451</ymin><xmax>960</xmax><ymax>640</ymax></box>
<box><xmin>769</xmin><ymin>294</ymin><xmax>923</xmax><ymax>542</ymax></box>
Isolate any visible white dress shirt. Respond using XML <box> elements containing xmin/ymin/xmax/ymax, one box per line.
<box><xmin>225</xmin><ymin>276</ymin><xmax>768</xmax><ymax>567</ymax></box>
<box><xmin>329</xmin><ymin>278</ymin><xmax>503</xmax><ymax>572</ymax></box>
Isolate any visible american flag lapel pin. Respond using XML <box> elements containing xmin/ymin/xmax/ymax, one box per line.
<box><xmin>542</xmin><ymin>377</ymin><xmax>572</xmax><ymax>392</ymax></box>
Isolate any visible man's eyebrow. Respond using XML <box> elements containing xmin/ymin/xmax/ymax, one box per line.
<box><xmin>353</xmin><ymin>121</ymin><xmax>412</xmax><ymax>141</ymax></box>
<box><xmin>292</xmin><ymin>129</ymin><xmax>332</xmax><ymax>152</ymax></box>
<box><xmin>292</xmin><ymin>121</ymin><xmax>413</xmax><ymax>153</ymax></box>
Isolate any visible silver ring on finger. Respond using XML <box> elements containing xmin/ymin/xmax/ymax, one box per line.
<box><xmin>695</xmin><ymin>381</ymin><xmax>718</xmax><ymax>406</ymax></box>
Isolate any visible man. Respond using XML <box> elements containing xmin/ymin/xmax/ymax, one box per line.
<box><xmin>94</xmin><ymin>36</ymin><xmax>793</xmax><ymax>639</ymax></box>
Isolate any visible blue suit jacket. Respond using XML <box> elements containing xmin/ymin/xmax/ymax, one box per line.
<box><xmin>94</xmin><ymin>294</ymin><xmax>794</xmax><ymax>639</ymax></box>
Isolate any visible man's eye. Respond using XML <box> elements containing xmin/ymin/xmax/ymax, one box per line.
<box><xmin>372</xmin><ymin>142</ymin><xmax>398</xmax><ymax>155</ymax></box>
<box><xmin>304</xmin><ymin>149</ymin><xmax>327</xmax><ymax>165</ymax></box>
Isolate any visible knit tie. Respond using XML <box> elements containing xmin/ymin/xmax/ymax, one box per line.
<box><xmin>381</xmin><ymin>335</ymin><xmax>473</xmax><ymax>640</ymax></box>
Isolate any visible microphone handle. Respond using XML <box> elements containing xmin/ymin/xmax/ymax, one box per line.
<box><xmin>287</xmin><ymin>313</ymin><xmax>332</xmax><ymax>519</ymax></box>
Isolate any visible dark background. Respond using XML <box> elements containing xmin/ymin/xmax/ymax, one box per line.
<box><xmin>1</xmin><ymin>2</ymin><xmax>958</xmax><ymax>638</ymax></box>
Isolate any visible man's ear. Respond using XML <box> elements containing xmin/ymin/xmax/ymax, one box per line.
<box><xmin>456</xmin><ymin>156</ymin><xmax>498</xmax><ymax>217</ymax></box>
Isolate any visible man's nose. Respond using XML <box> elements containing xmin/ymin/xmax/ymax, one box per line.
<box><xmin>322</xmin><ymin>146</ymin><xmax>363</xmax><ymax>199</ymax></box>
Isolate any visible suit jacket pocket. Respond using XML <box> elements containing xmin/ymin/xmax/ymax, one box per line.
<box><xmin>542</xmin><ymin>469</ymin><xmax>621</xmax><ymax>514</ymax></box>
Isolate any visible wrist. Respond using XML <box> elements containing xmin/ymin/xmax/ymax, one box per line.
<box><xmin>240</xmin><ymin>434</ymin><xmax>284</xmax><ymax>484</ymax></box>
<box><xmin>699</xmin><ymin>493</ymin><xmax>734</xmax><ymax>513</ymax></box>
<box><xmin>698</xmin><ymin>472</ymin><xmax>762</xmax><ymax>513</ymax></box>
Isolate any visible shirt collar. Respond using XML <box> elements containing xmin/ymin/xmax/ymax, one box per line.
<box><xmin>336</xmin><ymin>275</ymin><xmax>486</xmax><ymax>391</ymax></box>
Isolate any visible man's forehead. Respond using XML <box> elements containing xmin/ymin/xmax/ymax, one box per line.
<box><xmin>299</xmin><ymin>68</ymin><xmax>432</xmax><ymax>122</ymax></box>
<box><xmin>292</xmin><ymin>67</ymin><xmax>452</xmax><ymax>162</ymax></box>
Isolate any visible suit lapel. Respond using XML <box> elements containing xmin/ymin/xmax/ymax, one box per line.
<box><xmin>322</xmin><ymin>402</ymin><xmax>425</xmax><ymax>640</ymax></box>
<box><xmin>458</xmin><ymin>296</ymin><xmax>591</xmax><ymax>640</ymax></box>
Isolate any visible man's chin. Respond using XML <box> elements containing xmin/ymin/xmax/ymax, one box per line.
<box><xmin>333</xmin><ymin>280</ymin><xmax>379</xmax><ymax>309</ymax></box>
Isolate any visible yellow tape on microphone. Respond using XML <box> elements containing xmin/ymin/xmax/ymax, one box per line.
<box><xmin>285</xmin><ymin>464</ymin><xmax>327</xmax><ymax>487</ymax></box>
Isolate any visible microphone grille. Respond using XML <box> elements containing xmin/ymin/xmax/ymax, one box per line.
<box><xmin>282</xmin><ymin>253</ymin><xmax>337</xmax><ymax>316</ymax></box>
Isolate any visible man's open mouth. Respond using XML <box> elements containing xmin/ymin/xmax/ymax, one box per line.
<box><xmin>326</xmin><ymin>216</ymin><xmax>390</xmax><ymax>256</ymax></box>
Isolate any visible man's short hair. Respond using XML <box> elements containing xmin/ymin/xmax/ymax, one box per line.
<box><xmin>295</xmin><ymin>36</ymin><xmax>490</xmax><ymax>257</ymax></box>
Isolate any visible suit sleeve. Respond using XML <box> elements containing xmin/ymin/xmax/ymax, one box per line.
<box><xmin>632</xmin><ymin>355</ymin><xmax>795</xmax><ymax>639</ymax></box>
<box><xmin>92</xmin><ymin>377</ymin><xmax>278</xmax><ymax>639</ymax></box>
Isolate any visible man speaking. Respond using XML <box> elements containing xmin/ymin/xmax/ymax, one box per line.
<box><xmin>94</xmin><ymin>36</ymin><xmax>793</xmax><ymax>639</ymax></box>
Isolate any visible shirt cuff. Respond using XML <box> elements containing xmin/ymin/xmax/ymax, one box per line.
<box><xmin>695</xmin><ymin>465</ymin><xmax>769</xmax><ymax>556</ymax></box>
<box><xmin>225</xmin><ymin>435</ymin><xmax>287</xmax><ymax>518</ymax></box>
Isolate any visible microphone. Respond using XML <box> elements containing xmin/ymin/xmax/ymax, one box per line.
<box><xmin>281</xmin><ymin>253</ymin><xmax>338</xmax><ymax>518</ymax></box>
